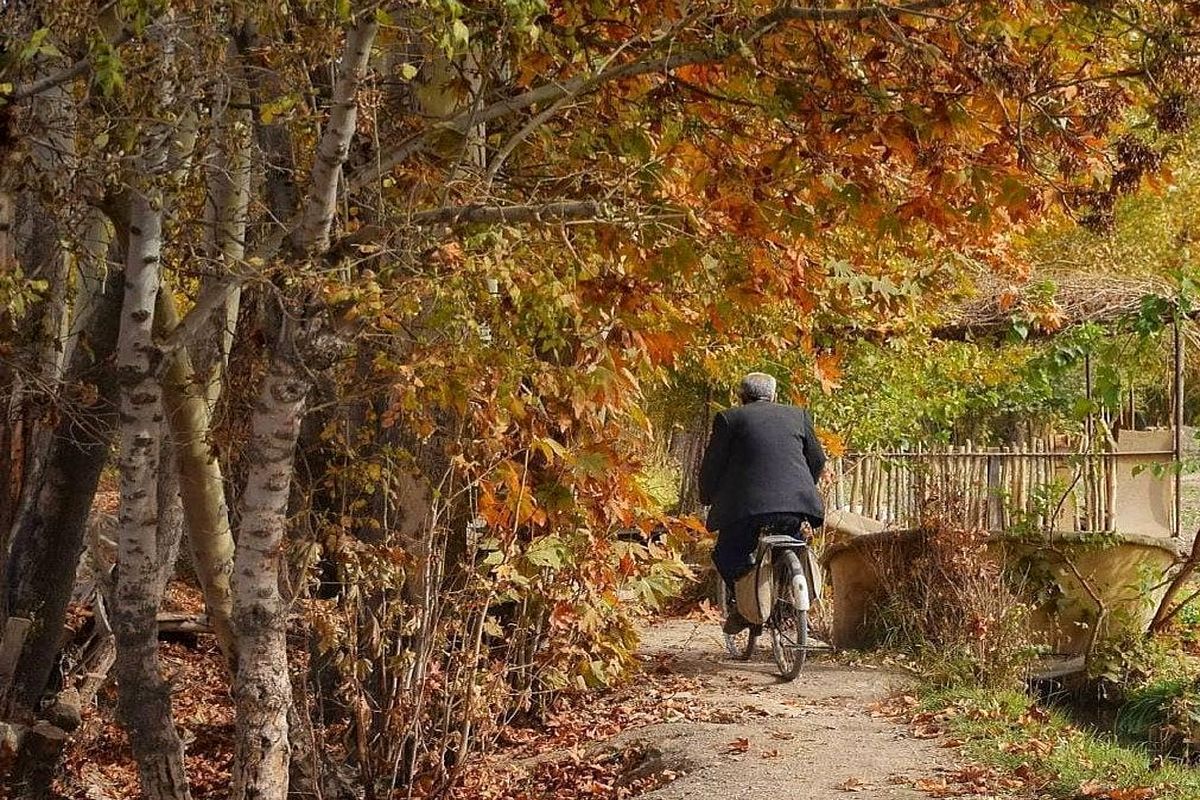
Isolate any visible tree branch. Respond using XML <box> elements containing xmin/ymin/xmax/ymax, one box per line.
<box><xmin>760</xmin><ymin>0</ymin><xmax>957</xmax><ymax>24</ymax></box>
<box><xmin>409</xmin><ymin>200</ymin><xmax>605</xmax><ymax>226</ymax></box>
<box><xmin>345</xmin><ymin>0</ymin><xmax>959</xmax><ymax>192</ymax></box>
<box><xmin>1150</xmin><ymin>527</ymin><xmax>1200</xmax><ymax>633</ymax></box>
<box><xmin>175</xmin><ymin>0</ymin><xmax>959</xmax><ymax>344</ymax></box>
<box><xmin>294</xmin><ymin>16</ymin><xmax>380</xmax><ymax>254</ymax></box>
<box><xmin>7</xmin><ymin>28</ymin><xmax>135</xmax><ymax>103</ymax></box>
<box><xmin>165</xmin><ymin>15</ymin><xmax>379</xmax><ymax>355</ymax></box>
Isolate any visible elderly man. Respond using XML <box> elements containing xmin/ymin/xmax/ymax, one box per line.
<box><xmin>698</xmin><ymin>372</ymin><xmax>826</xmax><ymax>634</ymax></box>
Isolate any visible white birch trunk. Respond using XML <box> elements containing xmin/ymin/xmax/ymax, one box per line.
<box><xmin>230</xmin><ymin>17</ymin><xmax>378</xmax><ymax>800</ymax></box>
<box><xmin>110</xmin><ymin>24</ymin><xmax>191</xmax><ymax>800</ymax></box>
<box><xmin>113</xmin><ymin>181</ymin><xmax>191</xmax><ymax>800</ymax></box>
<box><xmin>294</xmin><ymin>18</ymin><xmax>378</xmax><ymax>254</ymax></box>
<box><xmin>199</xmin><ymin>55</ymin><xmax>251</xmax><ymax>397</ymax></box>
<box><xmin>230</xmin><ymin>354</ymin><xmax>310</xmax><ymax>800</ymax></box>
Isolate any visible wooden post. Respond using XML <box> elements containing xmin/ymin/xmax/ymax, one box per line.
<box><xmin>1085</xmin><ymin>353</ymin><xmax>1094</xmax><ymax>446</ymax></box>
<box><xmin>850</xmin><ymin>456</ymin><xmax>859</xmax><ymax>514</ymax></box>
<box><xmin>1084</xmin><ymin>352</ymin><xmax>1098</xmax><ymax>532</ymax></box>
<box><xmin>835</xmin><ymin>456</ymin><xmax>845</xmax><ymax>510</ymax></box>
<box><xmin>1174</xmin><ymin>319</ymin><xmax>1184</xmax><ymax>538</ymax></box>
<box><xmin>986</xmin><ymin>450</ymin><xmax>1001</xmax><ymax>531</ymax></box>
<box><xmin>1104</xmin><ymin>451</ymin><xmax>1116</xmax><ymax>531</ymax></box>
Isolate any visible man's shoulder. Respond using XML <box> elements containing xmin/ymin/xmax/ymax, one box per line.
<box><xmin>748</xmin><ymin>401</ymin><xmax>808</xmax><ymax>416</ymax></box>
<box><xmin>729</xmin><ymin>402</ymin><xmax>809</xmax><ymax>424</ymax></box>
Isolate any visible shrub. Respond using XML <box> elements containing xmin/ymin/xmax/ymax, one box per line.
<box><xmin>864</xmin><ymin>493</ymin><xmax>1036</xmax><ymax>688</ymax></box>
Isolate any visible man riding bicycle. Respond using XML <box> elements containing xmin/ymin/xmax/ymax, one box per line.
<box><xmin>698</xmin><ymin>372</ymin><xmax>826</xmax><ymax>635</ymax></box>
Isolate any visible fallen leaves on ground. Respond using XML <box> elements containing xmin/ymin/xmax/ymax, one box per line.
<box><xmin>838</xmin><ymin>776</ymin><xmax>868</xmax><ymax>792</ymax></box>
<box><xmin>867</xmin><ymin>694</ymin><xmax>919</xmax><ymax>719</ymax></box>
<box><xmin>914</xmin><ymin>765</ymin><xmax>1027</xmax><ymax>797</ymax></box>
<box><xmin>683</xmin><ymin>599</ymin><xmax>723</xmax><ymax>623</ymax></box>
<box><xmin>1077</xmin><ymin>780</ymin><xmax>1157</xmax><ymax>800</ymax></box>
<box><xmin>721</xmin><ymin>736</ymin><xmax>750</xmax><ymax>754</ymax></box>
<box><xmin>57</xmin><ymin>585</ymin><xmax>235</xmax><ymax>800</ymax></box>
<box><xmin>1000</xmin><ymin>736</ymin><xmax>1055</xmax><ymax>758</ymax></box>
<box><xmin>446</xmin><ymin>665</ymin><xmax>718</xmax><ymax>798</ymax></box>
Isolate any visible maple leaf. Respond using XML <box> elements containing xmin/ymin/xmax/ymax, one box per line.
<box><xmin>913</xmin><ymin>776</ymin><xmax>964</xmax><ymax>798</ymax></box>
<box><xmin>997</xmin><ymin>287</ymin><xmax>1020</xmax><ymax>311</ymax></box>
<box><xmin>814</xmin><ymin>352</ymin><xmax>843</xmax><ymax>394</ymax></box>
<box><xmin>721</xmin><ymin>737</ymin><xmax>750</xmax><ymax>754</ymax></box>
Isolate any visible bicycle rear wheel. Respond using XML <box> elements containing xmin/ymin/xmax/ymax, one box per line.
<box><xmin>770</xmin><ymin>551</ymin><xmax>808</xmax><ymax>680</ymax></box>
<box><xmin>716</xmin><ymin>579</ymin><xmax>757</xmax><ymax>660</ymax></box>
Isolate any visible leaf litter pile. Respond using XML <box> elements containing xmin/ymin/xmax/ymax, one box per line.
<box><xmin>57</xmin><ymin>593</ymin><xmax>717</xmax><ymax>800</ymax></box>
<box><xmin>447</xmin><ymin>656</ymin><xmax>725</xmax><ymax>799</ymax></box>
<box><xmin>59</xmin><ymin>584</ymin><xmax>234</xmax><ymax>799</ymax></box>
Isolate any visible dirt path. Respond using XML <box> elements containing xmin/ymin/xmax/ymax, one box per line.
<box><xmin>618</xmin><ymin>618</ymin><xmax>978</xmax><ymax>799</ymax></box>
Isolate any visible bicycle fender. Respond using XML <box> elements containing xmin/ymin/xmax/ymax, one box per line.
<box><xmin>791</xmin><ymin>573</ymin><xmax>810</xmax><ymax>612</ymax></box>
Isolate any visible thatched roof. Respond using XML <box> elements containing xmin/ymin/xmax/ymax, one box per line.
<box><xmin>932</xmin><ymin>272</ymin><xmax>1183</xmax><ymax>341</ymax></box>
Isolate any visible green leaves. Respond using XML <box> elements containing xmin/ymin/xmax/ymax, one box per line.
<box><xmin>90</xmin><ymin>35</ymin><xmax>125</xmax><ymax>97</ymax></box>
<box><xmin>0</xmin><ymin>270</ymin><xmax>49</xmax><ymax>327</ymax></box>
<box><xmin>524</xmin><ymin>535</ymin><xmax>566</xmax><ymax>569</ymax></box>
<box><xmin>18</xmin><ymin>28</ymin><xmax>63</xmax><ymax>61</ymax></box>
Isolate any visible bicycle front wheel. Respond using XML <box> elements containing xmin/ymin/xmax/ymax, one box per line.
<box><xmin>716</xmin><ymin>578</ymin><xmax>757</xmax><ymax>660</ymax></box>
<box><xmin>771</xmin><ymin>551</ymin><xmax>808</xmax><ymax>680</ymax></box>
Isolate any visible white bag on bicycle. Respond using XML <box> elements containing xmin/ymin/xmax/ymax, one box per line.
<box><xmin>735</xmin><ymin>548</ymin><xmax>776</xmax><ymax>625</ymax></box>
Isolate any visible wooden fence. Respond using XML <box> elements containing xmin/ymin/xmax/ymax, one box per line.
<box><xmin>829</xmin><ymin>443</ymin><xmax>1126</xmax><ymax>532</ymax></box>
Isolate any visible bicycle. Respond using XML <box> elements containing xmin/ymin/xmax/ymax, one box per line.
<box><xmin>715</xmin><ymin>530</ymin><xmax>816</xmax><ymax>681</ymax></box>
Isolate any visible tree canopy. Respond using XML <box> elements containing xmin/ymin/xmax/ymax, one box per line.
<box><xmin>1</xmin><ymin>1</ymin><xmax>1199</xmax><ymax>797</ymax></box>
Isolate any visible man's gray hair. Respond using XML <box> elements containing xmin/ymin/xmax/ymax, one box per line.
<box><xmin>739</xmin><ymin>372</ymin><xmax>777</xmax><ymax>403</ymax></box>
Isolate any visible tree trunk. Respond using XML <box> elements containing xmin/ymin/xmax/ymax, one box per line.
<box><xmin>7</xmin><ymin>53</ymin><xmax>80</xmax><ymax>565</ymax></box>
<box><xmin>198</xmin><ymin>55</ymin><xmax>251</xmax><ymax>396</ymax></box>
<box><xmin>109</xmin><ymin>25</ymin><xmax>191</xmax><ymax>796</ymax></box>
<box><xmin>0</xmin><ymin>191</ymin><xmax>18</xmax><ymax>548</ymax></box>
<box><xmin>231</xmin><ymin>354</ymin><xmax>311</xmax><ymax>800</ymax></box>
<box><xmin>155</xmin><ymin>439</ymin><xmax>185</xmax><ymax>599</ymax></box>
<box><xmin>157</xmin><ymin>289</ymin><xmax>238</xmax><ymax>665</ymax></box>
<box><xmin>229</xmin><ymin>17</ymin><xmax>378</xmax><ymax>799</ymax></box>
<box><xmin>111</xmin><ymin>182</ymin><xmax>191</xmax><ymax>798</ymax></box>
<box><xmin>2</xmin><ymin>266</ymin><xmax>122</xmax><ymax>715</ymax></box>
<box><xmin>294</xmin><ymin>17</ymin><xmax>378</xmax><ymax>254</ymax></box>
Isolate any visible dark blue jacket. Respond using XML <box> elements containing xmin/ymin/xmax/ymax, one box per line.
<box><xmin>698</xmin><ymin>401</ymin><xmax>826</xmax><ymax>531</ymax></box>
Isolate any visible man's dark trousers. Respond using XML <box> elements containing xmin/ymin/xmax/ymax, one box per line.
<box><xmin>712</xmin><ymin>511</ymin><xmax>820</xmax><ymax>592</ymax></box>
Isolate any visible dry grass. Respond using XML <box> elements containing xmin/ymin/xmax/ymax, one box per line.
<box><xmin>863</xmin><ymin>494</ymin><xmax>1036</xmax><ymax>688</ymax></box>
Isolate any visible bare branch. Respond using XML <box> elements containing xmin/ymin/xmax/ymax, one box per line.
<box><xmin>761</xmin><ymin>0</ymin><xmax>958</xmax><ymax>24</ymax></box>
<box><xmin>485</xmin><ymin>94</ymin><xmax>577</xmax><ymax>185</ymax></box>
<box><xmin>409</xmin><ymin>200</ymin><xmax>605</xmax><ymax>226</ymax></box>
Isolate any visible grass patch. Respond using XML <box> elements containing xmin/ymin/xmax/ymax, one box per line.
<box><xmin>916</xmin><ymin>686</ymin><xmax>1200</xmax><ymax>800</ymax></box>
